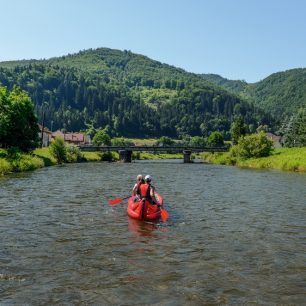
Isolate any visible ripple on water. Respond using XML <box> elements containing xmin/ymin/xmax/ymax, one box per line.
<box><xmin>0</xmin><ymin>162</ymin><xmax>306</xmax><ymax>304</ymax></box>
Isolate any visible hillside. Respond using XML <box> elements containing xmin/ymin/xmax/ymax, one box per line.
<box><xmin>200</xmin><ymin>74</ymin><xmax>248</xmax><ymax>95</ymax></box>
<box><xmin>201</xmin><ymin>69</ymin><xmax>306</xmax><ymax>118</ymax></box>
<box><xmin>0</xmin><ymin>48</ymin><xmax>270</xmax><ymax>138</ymax></box>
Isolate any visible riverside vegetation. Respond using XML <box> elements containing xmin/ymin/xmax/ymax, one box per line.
<box><xmin>1</xmin><ymin>48</ymin><xmax>306</xmax><ymax>175</ymax></box>
<box><xmin>2</xmin><ymin>132</ymin><xmax>306</xmax><ymax>175</ymax></box>
<box><xmin>0</xmin><ymin>139</ymin><xmax>183</xmax><ymax>176</ymax></box>
<box><xmin>201</xmin><ymin>133</ymin><xmax>306</xmax><ymax>172</ymax></box>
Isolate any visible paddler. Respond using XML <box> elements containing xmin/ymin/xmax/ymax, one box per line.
<box><xmin>132</xmin><ymin>174</ymin><xmax>144</xmax><ymax>200</ymax></box>
<box><xmin>140</xmin><ymin>175</ymin><xmax>160</xmax><ymax>205</ymax></box>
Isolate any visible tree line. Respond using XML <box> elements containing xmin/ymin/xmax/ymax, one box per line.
<box><xmin>0</xmin><ymin>48</ymin><xmax>273</xmax><ymax>140</ymax></box>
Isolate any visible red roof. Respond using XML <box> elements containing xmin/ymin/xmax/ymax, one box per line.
<box><xmin>51</xmin><ymin>130</ymin><xmax>86</xmax><ymax>143</ymax></box>
<box><xmin>64</xmin><ymin>133</ymin><xmax>85</xmax><ymax>142</ymax></box>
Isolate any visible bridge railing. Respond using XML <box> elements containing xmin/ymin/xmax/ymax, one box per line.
<box><xmin>78</xmin><ymin>145</ymin><xmax>230</xmax><ymax>153</ymax></box>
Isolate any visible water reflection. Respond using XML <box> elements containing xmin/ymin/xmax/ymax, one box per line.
<box><xmin>128</xmin><ymin>217</ymin><xmax>158</xmax><ymax>238</ymax></box>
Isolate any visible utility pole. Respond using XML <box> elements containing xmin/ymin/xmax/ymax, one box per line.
<box><xmin>40</xmin><ymin>102</ymin><xmax>48</xmax><ymax>148</ymax></box>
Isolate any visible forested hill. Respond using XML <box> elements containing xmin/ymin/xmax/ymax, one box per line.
<box><xmin>0</xmin><ymin>48</ymin><xmax>270</xmax><ymax>138</ymax></box>
<box><xmin>199</xmin><ymin>74</ymin><xmax>248</xmax><ymax>95</ymax></box>
<box><xmin>201</xmin><ymin>69</ymin><xmax>306</xmax><ymax>118</ymax></box>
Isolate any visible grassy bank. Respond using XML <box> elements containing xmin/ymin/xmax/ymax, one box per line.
<box><xmin>201</xmin><ymin>147</ymin><xmax>306</xmax><ymax>172</ymax></box>
<box><xmin>0</xmin><ymin>148</ymin><xmax>116</xmax><ymax>176</ymax></box>
<box><xmin>0</xmin><ymin>147</ymin><xmax>183</xmax><ymax>176</ymax></box>
<box><xmin>0</xmin><ymin>149</ymin><xmax>45</xmax><ymax>175</ymax></box>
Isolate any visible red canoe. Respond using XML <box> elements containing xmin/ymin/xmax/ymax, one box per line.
<box><xmin>127</xmin><ymin>192</ymin><xmax>164</xmax><ymax>221</ymax></box>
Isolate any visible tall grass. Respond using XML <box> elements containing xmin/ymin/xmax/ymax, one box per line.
<box><xmin>136</xmin><ymin>152</ymin><xmax>183</xmax><ymax>160</ymax></box>
<box><xmin>10</xmin><ymin>155</ymin><xmax>44</xmax><ymax>172</ymax></box>
<box><xmin>201</xmin><ymin>147</ymin><xmax>306</xmax><ymax>172</ymax></box>
<box><xmin>0</xmin><ymin>158</ymin><xmax>13</xmax><ymax>175</ymax></box>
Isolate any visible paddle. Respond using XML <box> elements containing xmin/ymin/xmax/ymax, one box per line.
<box><xmin>108</xmin><ymin>196</ymin><xmax>130</xmax><ymax>205</ymax></box>
<box><xmin>160</xmin><ymin>208</ymin><xmax>169</xmax><ymax>222</ymax></box>
<box><xmin>154</xmin><ymin>193</ymin><xmax>169</xmax><ymax>222</ymax></box>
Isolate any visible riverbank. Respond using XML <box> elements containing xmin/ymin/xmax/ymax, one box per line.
<box><xmin>0</xmin><ymin>148</ymin><xmax>183</xmax><ymax>176</ymax></box>
<box><xmin>2</xmin><ymin>146</ymin><xmax>305</xmax><ymax>176</ymax></box>
<box><xmin>201</xmin><ymin>147</ymin><xmax>306</xmax><ymax>172</ymax></box>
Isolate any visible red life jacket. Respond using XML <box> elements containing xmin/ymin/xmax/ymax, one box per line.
<box><xmin>140</xmin><ymin>183</ymin><xmax>151</xmax><ymax>199</ymax></box>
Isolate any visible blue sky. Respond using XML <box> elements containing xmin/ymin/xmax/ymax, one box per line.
<box><xmin>0</xmin><ymin>0</ymin><xmax>305</xmax><ymax>82</ymax></box>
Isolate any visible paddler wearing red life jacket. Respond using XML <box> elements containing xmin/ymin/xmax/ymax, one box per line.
<box><xmin>132</xmin><ymin>174</ymin><xmax>144</xmax><ymax>199</ymax></box>
<box><xmin>139</xmin><ymin>175</ymin><xmax>160</xmax><ymax>205</ymax></box>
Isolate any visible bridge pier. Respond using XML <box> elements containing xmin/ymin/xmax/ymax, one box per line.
<box><xmin>183</xmin><ymin>150</ymin><xmax>192</xmax><ymax>163</ymax></box>
<box><xmin>119</xmin><ymin>149</ymin><xmax>132</xmax><ymax>163</ymax></box>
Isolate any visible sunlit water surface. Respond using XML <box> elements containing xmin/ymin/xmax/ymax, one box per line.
<box><xmin>0</xmin><ymin>161</ymin><xmax>306</xmax><ymax>305</ymax></box>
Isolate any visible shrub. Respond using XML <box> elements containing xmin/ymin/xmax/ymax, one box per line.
<box><xmin>10</xmin><ymin>154</ymin><xmax>44</xmax><ymax>172</ymax></box>
<box><xmin>189</xmin><ymin>136</ymin><xmax>206</xmax><ymax>147</ymax></box>
<box><xmin>7</xmin><ymin>147</ymin><xmax>22</xmax><ymax>159</ymax></box>
<box><xmin>207</xmin><ymin>131</ymin><xmax>224</xmax><ymax>146</ymax></box>
<box><xmin>0</xmin><ymin>158</ymin><xmax>13</xmax><ymax>174</ymax></box>
<box><xmin>100</xmin><ymin>151</ymin><xmax>118</xmax><ymax>161</ymax></box>
<box><xmin>66</xmin><ymin>144</ymin><xmax>83</xmax><ymax>163</ymax></box>
<box><xmin>155</xmin><ymin>136</ymin><xmax>175</xmax><ymax>146</ymax></box>
<box><xmin>111</xmin><ymin>137</ymin><xmax>135</xmax><ymax>146</ymax></box>
<box><xmin>230</xmin><ymin>132</ymin><xmax>273</xmax><ymax>159</ymax></box>
<box><xmin>49</xmin><ymin>137</ymin><xmax>66</xmax><ymax>164</ymax></box>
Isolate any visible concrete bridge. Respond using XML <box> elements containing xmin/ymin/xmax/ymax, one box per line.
<box><xmin>79</xmin><ymin>145</ymin><xmax>229</xmax><ymax>163</ymax></box>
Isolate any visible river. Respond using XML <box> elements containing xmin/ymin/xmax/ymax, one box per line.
<box><xmin>0</xmin><ymin>161</ymin><xmax>305</xmax><ymax>305</ymax></box>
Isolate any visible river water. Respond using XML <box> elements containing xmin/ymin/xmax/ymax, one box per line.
<box><xmin>0</xmin><ymin>161</ymin><xmax>305</xmax><ymax>305</ymax></box>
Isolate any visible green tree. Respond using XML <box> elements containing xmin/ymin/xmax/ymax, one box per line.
<box><xmin>281</xmin><ymin>108</ymin><xmax>306</xmax><ymax>147</ymax></box>
<box><xmin>207</xmin><ymin>131</ymin><xmax>224</xmax><ymax>146</ymax></box>
<box><xmin>92</xmin><ymin>128</ymin><xmax>111</xmax><ymax>146</ymax></box>
<box><xmin>49</xmin><ymin>137</ymin><xmax>67</xmax><ymax>164</ymax></box>
<box><xmin>0</xmin><ymin>85</ymin><xmax>39</xmax><ymax>151</ymax></box>
<box><xmin>230</xmin><ymin>116</ymin><xmax>247</xmax><ymax>145</ymax></box>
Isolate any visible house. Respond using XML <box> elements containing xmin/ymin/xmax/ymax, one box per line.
<box><xmin>266</xmin><ymin>132</ymin><xmax>282</xmax><ymax>148</ymax></box>
<box><xmin>51</xmin><ymin>130</ymin><xmax>90</xmax><ymax>145</ymax></box>
<box><xmin>38</xmin><ymin>124</ymin><xmax>52</xmax><ymax>147</ymax></box>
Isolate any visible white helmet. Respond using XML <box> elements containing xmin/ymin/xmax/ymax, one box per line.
<box><xmin>145</xmin><ymin>175</ymin><xmax>152</xmax><ymax>182</ymax></box>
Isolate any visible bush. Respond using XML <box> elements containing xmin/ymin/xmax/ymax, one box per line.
<box><xmin>49</xmin><ymin>137</ymin><xmax>66</xmax><ymax>164</ymax></box>
<box><xmin>155</xmin><ymin>136</ymin><xmax>175</xmax><ymax>146</ymax></box>
<box><xmin>189</xmin><ymin>136</ymin><xmax>207</xmax><ymax>147</ymax></box>
<box><xmin>11</xmin><ymin>155</ymin><xmax>44</xmax><ymax>172</ymax></box>
<box><xmin>100</xmin><ymin>151</ymin><xmax>118</xmax><ymax>161</ymax></box>
<box><xmin>0</xmin><ymin>158</ymin><xmax>13</xmax><ymax>174</ymax></box>
<box><xmin>7</xmin><ymin>147</ymin><xmax>22</xmax><ymax>159</ymax></box>
<box><xmin>111</xmin><ymin>137</ymin><xmax>135</xmax><ymax>146</ymax></box>
<box><xmin>207</xmin><ymin>131</ymin><xmax>224</xmax><ymax>146</ymax></box>
<box><xmin>230</xmin><ymin>132</ymin><xmax>273</xmax><ymax>159</ymax></box>
<box><xmin>66</xmin><ymin>144</ymin><xmax>83</xmax><ymax>163</ymax></box>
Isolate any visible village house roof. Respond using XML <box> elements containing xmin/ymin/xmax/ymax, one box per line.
<box><xmin>64</xmin><ymin>133</ymin><xmax>85</xmax><ymax>142</ymax></box>
<box><xmin>51</xmin><ymin>130</ymin><xmax>87</xmax><ymax>144</ymax></box>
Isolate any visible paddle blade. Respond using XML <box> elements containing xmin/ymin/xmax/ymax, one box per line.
<box><xmin>108</xmin><ymin>198</ymin><xmax>123</xmax><ymax>205</ymax></box>
<box><xmin>108</xmin><ymin>196</ymin><xmax>130</xmax><ymax>205</ymax></box>
<box><xmin>161</xmin><ymin>209</ymin><xmax>169</xmax><ymax>222</ymax></box>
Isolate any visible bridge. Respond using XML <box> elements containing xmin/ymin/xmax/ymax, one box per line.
<box><xmin>79</xmin><ymin>145</ymin><xmax>229</xmax><ymax>163</ymax></box>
